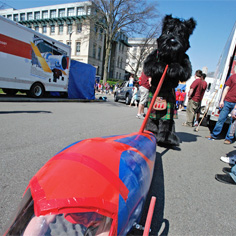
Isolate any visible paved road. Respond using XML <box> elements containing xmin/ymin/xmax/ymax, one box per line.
<box><xmin>1</xmin><ymin>94</ymin><xmax>236</xmax><ymax>235</ymax></box>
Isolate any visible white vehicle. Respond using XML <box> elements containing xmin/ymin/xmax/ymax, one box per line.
<box><xmin>206</xmin><ymin>21</ymin><xmax>236</xmax><ymax>124</ymax></box>
<box><xmin>0</xmin><ymin>16</ymin><xmax>71</xmax><ymax>98</ymax></box>
<box><xmin>184</xmin><ymin>75</ymin><xmax>215</xmax><ymax>114</ymax></box>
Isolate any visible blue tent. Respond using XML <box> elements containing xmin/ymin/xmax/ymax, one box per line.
<box><xmin>68</xmin><ymin>60</ymin><xmax>96</xmax><ymax>99</ymax></box>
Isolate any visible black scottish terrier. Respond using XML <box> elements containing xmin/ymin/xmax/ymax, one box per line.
<box><xmin>143</xmin><ymin>15</ymin><xmax>196</xmax><ymax>146</ymax></box>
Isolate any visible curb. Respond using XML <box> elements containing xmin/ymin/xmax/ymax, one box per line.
<box><xmin>0</xmin><ymin>97</ymin><xmax>107</xmax><ymax>103</ymax></box>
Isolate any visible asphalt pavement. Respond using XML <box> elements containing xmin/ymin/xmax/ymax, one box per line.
<box><xmin>1</xmin><ymin>94</ymin><xmax>236</xmax><ymax>235</ymax></box>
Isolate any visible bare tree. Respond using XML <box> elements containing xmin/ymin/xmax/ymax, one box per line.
<box><xmin>126</xmin><ymin>24</ymin><xmax>161</xmax><ymax>78</ymax></box>
<box><xmin>91</xmin><ymin>0</ymin><xmax>159</xmax><ymax>84</ymax></box>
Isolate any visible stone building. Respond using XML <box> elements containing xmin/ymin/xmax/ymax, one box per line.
<box><xmin>0</xmin><ymin>1</ymin><xmax>129</xmax><ymax>80</ymax></box>
<box><xmin>126</xmin><ymin>38</ymin><xmax>156</xmax><ymax>78</ymax></box>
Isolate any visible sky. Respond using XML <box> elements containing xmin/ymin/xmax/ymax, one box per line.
<box><xmin>1</xmin><ymin>0</ymin><xmax>236</xmax><ymax>75</ymax></box>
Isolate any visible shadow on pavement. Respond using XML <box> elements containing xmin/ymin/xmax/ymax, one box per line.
<box><xmin>177</xmin><ymin>131</ymin><xmax>199</xmax><ymax>143</ymax></box>
<box><xmin>128</xmin><ymin>150</ymin><xmax>169</xmax><ymax>236</ymax></box>
<box><xmin>0</xmin><ymin>111</ymin><xmax>52</xmax><ymax>114</ymax></box>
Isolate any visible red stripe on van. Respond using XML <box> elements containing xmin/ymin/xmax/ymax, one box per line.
<box><xmin>0</xmin><ymin>34</ymin><xmax>32</xmax><ymax>59</ymax></box>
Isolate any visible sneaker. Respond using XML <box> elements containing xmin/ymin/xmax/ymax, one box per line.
<box><xmin>220</xmin><ymin>156</ymin><xmax>236</xmax><ymax>165</ymax></box>
<box><xmin>215</xmin><ymin>174</ymin><xmax>236</xmax><ymax>185</ymax></box>
<box><xmin>136</xmin><ymin>114</ymin><xmax>144</xmax><ymax>119</ymax></box>
<box><xmin>194</xmin><ymin>121</ymin><xmax>198</xmax><ymax>127</ymax></box>
<box><xmin>224</xmin><ymin>139</ymin><xmax>232</xmax><ymax>145</ymax></box>
<box><xmin>222</xmin><ymin>167</ymin><xmax>232</xmax><ymax>174</ymax></box>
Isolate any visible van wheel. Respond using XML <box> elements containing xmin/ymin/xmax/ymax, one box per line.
<box><xmin>200</xmin><ymin>106</ymin><xmax>206</xmax><ymax>115</ymax></box>
<box><xmin>28</xmin><ymin>83</ymin><xmax>44</xmax><ymax>98</ymax></box>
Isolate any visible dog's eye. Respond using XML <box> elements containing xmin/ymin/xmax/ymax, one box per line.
<box><xmin>166</xmin><ymin>31</ymin><xmax>170</xmax><ymax>34</ymax></box>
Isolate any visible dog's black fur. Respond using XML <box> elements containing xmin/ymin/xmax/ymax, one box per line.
<box><xmin>143</xmin><ymin>14</ymin><xmax>196</xmax><ymax>146</ymax></box>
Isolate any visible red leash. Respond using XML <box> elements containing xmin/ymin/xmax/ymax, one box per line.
<box><xmin>139</xmin><ymin>65</ymin><xmax>168</xmax><ymax>134</ymax></box>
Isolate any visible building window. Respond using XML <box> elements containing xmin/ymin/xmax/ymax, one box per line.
<box><xmin>67</xmin><ymin>24</ymin><xmax>72</xmax><ymax>34</ymax></box>
<box><xmin>77</xmin><ymin>7</ymin><xmax>85</xmax><ymax>16</ymax></box>
<box><xmin>20</xmin><ymin>13</ymin><xmax>25</xmax><ymax>21</ymax></box>
<box><xmin>34</xmin><ymin>11</ymin><xmax>40</xmax><ymax>19</ymax></box>
<box><xmin>116</xmin><ymin>72</ymin><xmax>118</xmax><ymax>79</ymax></box>
<box><xmin>13</xmin><ymin>14</ymin><xmax>18</xmax><ymax>21</ymax></box>
<box><xmin>27</xmin><ymin>12</ymin><xmax>33</xmax><ymax>20</ymax></box>
<box><xmin>98</xmin><ymin>46</ymin><xmax>102</xmax><ymax>60</ymax></box>
<box><xmin>50</xmin><ymin>10</ymin><xmax>56</xmax><ymax>18</ymax></box>
<box><xmin>117</xmin><ymin>57</ymin><xmax>120</xmax><ymax>67</ymax></box>
<box><xmin>42</xmin><ymin>11</ymin><xmax>48</xmax><ymax>19</ymax></box>
<box><xmin>59</xmin><ymin>9</ymin><xmax>65</xmax><ymax>17</ymax></box>
<box><xmin>120</xmin><ymin>58</ymin><xmax>123</xmax><ymax>69</ymax></box>
<box><xmin>42</xmin><ymin>26</ymin><xmax>47</xmax><ymax>33</ymax></box>
<box><xmin>99</xmin><ymin>28</ymin><xmax>103</xmax><ymax>41</ymax></box>
<box><xmin>68</xmin><ymin>8</ymin><xmax>74</xmax><ymax>16</ymax></box>
<box><xmin>76</xmin><ymin>42</ymin><xmax>81</xmax><ymax>55</ymax></box>
<box><xmin>94</xmin><ymin>25</ymin><xmax>98</xmax><ymax>33</ymax></box>
<box><xmin>87</xmin><ymin>7</ymin><xmax>91</xmax><ymax>15</ymax></box>
<box><xmin>50</xmin><ymin>25</ymin><xmax>55</xmax><ymax>35</ymax></box>
<box><xmin>59</xmin><ymin>25</ymin><xmax>63</xmax><ymax>35</ymax></box>
<box><xmin>93</xmin><ymin>44</ymin><xmax>96</xmax><ymax>58</ymax></box>
<box><xmin>35</xmin><ymin>26</ymin><xmax>39</xmax><ymax>32</ymax></box>
<box><xmin>77</xmin><ymin>23</ymin><xmax>82</xmax><ymax>33</ymax></box>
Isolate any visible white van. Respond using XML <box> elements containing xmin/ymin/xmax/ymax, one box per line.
<box><xmin>206</xmin><ymin>21</ymin><xmax>236</xmax><ymax>124</ymax></box>
<box><xmin>0</xmin><ymin>16</ymin><xmax>71</xmax><ymax>98</ymax></box>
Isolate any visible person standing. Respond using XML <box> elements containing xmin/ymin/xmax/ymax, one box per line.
<box><xmin>194</xmin><ymin>73</ymin><xmax>207</xmax><ymax>126</ymax></box>
<box><xmin>175</xmin><ymin>88</ymin><xmax>181</xmax><ymax>109</ymax></box>
<box><xmin>182</xmin><ymin>70</ymin><xmax>207</xmax><ymax>127</ymax></box>
<box><xmin>129</xmin><ymin>74</ymin><xmax>134</xmax><ymax>87</ymax></box>
<box><xmin>206</xmin><ymin>73</ymin><xmax>236</xmax><ymax>144</ymax></box>
<box><xmin>136</xmin><ymin>72</ymin><xmax>151</xmax><ymax>118</ymax></box>
<box><xmin>179</xmin><ymin>89</ymin><xmax>186</xmax><ymax>110</ymax></box>
<box><xmin>129</xmin><ymin>82</ymin><xmax>140</xmax><ymax>107</ymax></box>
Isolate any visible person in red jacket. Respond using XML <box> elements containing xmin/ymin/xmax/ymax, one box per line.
<box><xmin>175</xmin><ymin>88</ymin><xmax>181</xmax><ymax>109</ymax></box>
<box><xmin>179</xmin><ymin>89</ymin><xmax>186</xmax><ymax>110</ymax></box>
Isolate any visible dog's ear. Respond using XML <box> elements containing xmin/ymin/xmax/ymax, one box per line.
<box><xmin>186</xmin><ymin>18</ymin><xmax>197</xmax><ymax>35</ymax></box>
<box><xmin>162</xmin><ymin>14</ymin><xmax>173</xmax><ymax>29</ymax></box>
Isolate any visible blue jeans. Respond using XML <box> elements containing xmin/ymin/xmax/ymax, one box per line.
<box><xmin>211</xmin><ymin>101</ymin><xmax>236</xmax><ymax>141</ymax></box>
